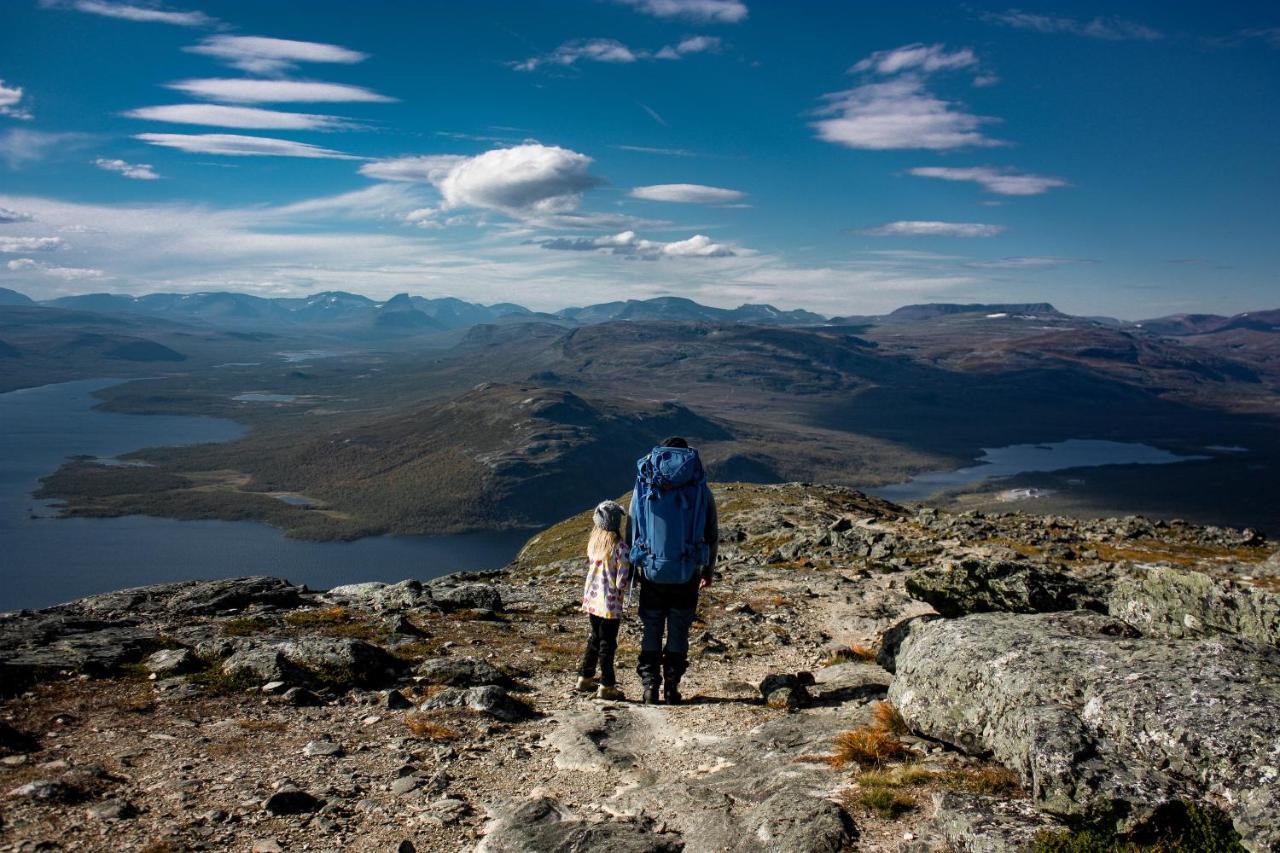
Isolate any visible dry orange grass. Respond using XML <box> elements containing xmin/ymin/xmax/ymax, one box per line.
<box><xmin>405</xmin><ymin>712</ymin><xmax>461</xmax><ymax>742</ymax></box>
<box><xmin>821</xmin><ymin>644</ymin><xmax>878</xmax><ymax>666</ymax></box>
<box><xmin>829</xmin><ymin>727</ymin><xmax>913</xmax><ymax>770</ymax></box>
<box><xmin>872</xmin><ymin>701</ymin><xmax>908</xmax><ymax>735</ymax></box>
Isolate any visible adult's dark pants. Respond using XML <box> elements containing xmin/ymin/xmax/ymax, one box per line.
<box><xmin>579</xmin><ymin>614</ymin><xmax>621</xmax><ymax>687</ymax></box>
<box><xmin>636</xmin><ymin>577</ymin><xmax>699</xmax><ymax>687</ymax></box>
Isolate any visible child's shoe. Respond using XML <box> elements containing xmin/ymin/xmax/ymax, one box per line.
<box><xmin>595</xmin><ymin>684</ymin><xmax>625</xmax><ymax>701</ymax></box>
<box><xmin>575</xmin><ymin>676</ymin><xmax>598</xmax><ymax>693</ymax></box>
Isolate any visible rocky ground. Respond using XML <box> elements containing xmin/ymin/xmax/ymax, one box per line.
<box><xmin>1</xmin><ymin>482</ymin><xmax>1278</xmax><ymax>852</ymax></box>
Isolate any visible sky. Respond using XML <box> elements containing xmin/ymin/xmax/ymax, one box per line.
<box><xmin>0</xmin><ymin>1</ymin><xmax>1277</xmax><ymax>318</ymax></box>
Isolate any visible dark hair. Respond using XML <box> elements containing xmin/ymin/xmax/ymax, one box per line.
<box><xmin>661</xmin><ymin>436</ymin><xmax>689</xmax><ymax>448</ymax></box>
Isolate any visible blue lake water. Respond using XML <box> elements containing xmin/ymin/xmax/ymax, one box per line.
<box><xmin>872</xmin><ymin>439</ymin><xmax>1208</xmax><ymax>502</ymax></box>
<box><xmin>0</xmin><ymin>379</ymin><xmax>529</xmax><ymax>611</ymax></box>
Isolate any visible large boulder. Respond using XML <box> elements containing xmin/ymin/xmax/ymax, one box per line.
<box><xmin>904</xmin><ymin>557</ymin><xmax>1107</xmax><ymax>617</ymax></box>
<box><xmin>323</xmin><ymin>580</ymin><xmax>434</xmax><ymax>611</ymax></box>
<box><xmin>1109</xmin><ymin>566</ymin><xmax>1279</xmax><ymax>648</ymax></box>
<box><xmin>416</xmin><ymin>656</ymin><xmax>506</xmax><ymax>687</ymax></box>
<box><xmin>420</xmin><ymin>686</ymin><xmax>533</xmax><ymax>722</ymax></box>
<box><xmin>427</xmin><ymin>577</ymin><xmax>503</xmax><ymax>612</ymax></box>
<box><xmin>887</xmin><ymin>611</ymin><xmax>1280</xmax><ymax>851</ymax></box>
<box><xmin>478</xmin><ymin>796</ymin><xmax>681</xmax><ymax>852</ymax></box>
<box><xmin>279</xmin><ymin>637</ymin><xmax>402</xmax><ymax>687</ymax></box>
<box><xmin>62</xmin><ymin>577</ymin><xmax>305</xmax><ymax>618</ymax></box>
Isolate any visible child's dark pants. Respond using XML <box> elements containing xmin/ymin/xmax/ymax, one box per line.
<box><xmin>579</xmin><ymin>614</ymin><xmax>621</xmax><ymax>686</ymax></box>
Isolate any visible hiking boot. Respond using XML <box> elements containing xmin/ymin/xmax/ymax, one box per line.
<box><xmin>661</xmin><ymin>651</ymin><xmax>688</xmax><ymax>707</ymax></box>
<box><xmin>642</xmin><ymin>686</ymin><xmax>661</xmax><ymax>705</ymax></box>
<box><xmin>663</xmin><ymin>687</ymin><xmax>683</xmax><ymax>706</ymax></box>
<box><xmin>595</xmin><ymin>685</ymin><xmax>625</xmax><ymax>701</ymax></box>
<box><xmin>575</xmin><ymin>676</ymin><xmax>598</xmax><ymax>693</ymax></box>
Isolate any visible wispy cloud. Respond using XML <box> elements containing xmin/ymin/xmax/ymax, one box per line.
<box><xmin>983</xmin><ymin>9</ymin><xmax>1162</xmax><ymax>41</ymax></box>
<box><xmin>40</xmin><ymin>0</ymin><xmax>215</xmax><ymax>27</ymax></box>
<box><xmin>538</xmin><ymin>230</ymin><xmax>735</xmax><ymax>258</ymax></box>
<box><xmin>0</xmin><ymin>207</ymin><xmax>35</xmax><ymax>223</ymax></box>
<box><xmin>851</xmin><ymin>44</ymin><xmax>977</xmax><ymax>75</ymax></box>
<box><xmin>514</xmin><ymin>35</ymin><xmax>722</xmax><ymax>71</ymax></box>
<box><xmin>1208</xmin><ymin>27</ymin><xmax>1280</xmax><ymax>50</ymax></box>
<box><xmin>360</xmin><ymin>144</ymin><xmax>602</xmax><ymax>221</ymax></box>
<box><xmin>0</xmin><ymin>236</ymin><xmax>64</xmax><ymax>252</ymax></box>
<box><xmin>136</xmin><ymin>132</ymin><xmax>358</xmax><ymax>159</ymax></box>
<box><xmin>0</xmin><ymin>129</ymin><xmax>92</xmax><ymax>169</ymax></box>
<box><xmin>0</xmin><ymin>80</ymin><xmax>33</xmax><ymax>120</ymax></box>
<box><xmin>857</xmin><ymin>221</ymin><xmax>1005</xmax><ymax>237</ymax></box>
<box><xmin>613</xmin><ymin>0</ymin><xmax>747</xmax><ymax>23</ymax></box>
<box><xmin>612</xmin><ymin>144</ymin><xmax>697</xmax><ymax>157</ymax></box>
<box><xmin>814</xmin><ymin>77</ymin><xmax>1002</xmax><ymax>150</ymax></box>
<box><xmin>165</xmin><ymin>78</ymin><xmax>395</xmax><ymax>104</ymax></box>
<box><xmin>908</xmin><ymin>166</ymin><xmax>1066</xmax><ymax>196</ymax></box>
<box><xmin>630</xmin><ymin>183</ymin><xmax>745</xmax><ymax>204</ymax></box>
<box><xmin>965</xmin><ymin>256</ymin><xmax>1088</xmax><ymax>269</ymax></box>
<box><xmin>93</xmin><ymin>157</ymin><xmax>160</xmax><ymax>179</ymax></box>
<box><xmin>122</xmin><ymin>103</ymin><xmax>354</xmax><ymax>130</ymax></box>
<box><xmin>7</xmin><ymin>257</ymin><xmax>105</xmax><ymax>279</ymax></box>
<box><xmin>184</xmin><ymin>35</ymin><xmax>369</xmax><ymax>75</ymax></box>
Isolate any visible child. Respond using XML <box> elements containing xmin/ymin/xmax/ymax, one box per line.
<box><xmin>577</xmin><ymin>499</ymin><xmax>632</xmax><ymax>700</ymax></box>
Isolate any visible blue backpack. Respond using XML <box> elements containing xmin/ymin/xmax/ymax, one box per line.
<box><xmin>629</xmin><ymin>446</ymin><xmax>711</xmax><ymax>585</ymax></box>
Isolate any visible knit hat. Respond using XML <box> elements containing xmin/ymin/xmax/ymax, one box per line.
<box><xmin>592</xmin><ymin>500</ymin><xmax>625</xmax><ymax>533</ymax></box>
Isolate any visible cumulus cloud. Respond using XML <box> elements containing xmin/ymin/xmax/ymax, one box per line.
<box><xmin>185</xmin><ymin>35</ymin><xmax>369</xmax><ymax>75</ymax></box>
<box><xmin>852</xmin><ymin>44</ymin><xmax>977</xmax><ymax>75</ymax></box>
<box><xmin>857</xmin><ymin>221</ymin><xmax>1005</xmax><ymax>237</ymax></box>
<box><xmin>814</xmin><ymin>77</ymin><xmax>1002</xmax><ymax>150</ymax></box>
<box><xmin>614</xmin><ymin>0</ymin><xmax>747</xmax><ymax>23</ymax></box>
<box><xmin>984</xmin><ymin>9</ymin><xmax>1162</xmax><ymax>41</ymax></box>
<box><xmin>93</xmin><ymin>157</ymin><xmax>160</xmax><ymax>180</ymax></box>
<box><xmin>0</xmin><ymin>236</ymin><xmax>63</xmax><ymax>252</ymax></box>
<box><xmin>908</xmin><ymin>166</ymin><xmax>1066</xmax><ymax>196</ymax></box>
<box><xmin>122</xmin><ymin>103</ymin><xmax>353</xmax><ymax>130</ymax></box>
<box><xmin>40</xmin><ymin>0</ymin><xmax>215</xmax><ymax>26</ymax></box>
<box><xmin>629</xmin><ymin>183</ymin><xmax>745</xmax><ymax>204</ymax></box>
<box><xmin>0</xmin><ymin>207</ymin><xmax>34</xmax><ymax>223</ymax></box>
<box><xmin>515</xmin><ymin>35</ymin><xmax>721</xmax><ymax>71</ymax></box>
<box><xmin>7</xmin><ymin>257</ymin><xmax>104</xmax><ymax>279</ymax></box>
<box><xmin>539</xmin><ymin>230</ymin><xmax>734</xmax><ymax>258</ymax></box>
<box><xmin>136</xmin><ymin>132</ymin><xmax>358</xmax><ymax>159</ymax></box>
<box><xmin>361</xmin><ymin>145</ymin><xmax>601</xmax><ymax>220</ymax></box>
<box><xmin>166</xmin><ymin>78</ymin><xmax>394</xmax><ymax>104</ymax></box>
<box><xmin>0</xmin><ymin>80</ymin><xmax>32</xmax><ymax>120</ymax></box>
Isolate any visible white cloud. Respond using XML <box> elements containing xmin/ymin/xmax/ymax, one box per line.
<box><xmin>41</xmin><ymin>0</ymin><xmax>215</xmax><ymax>26</ymax></box>
<box><xmin>166</xmin><ymin>78</ymin><xmax>394</xmax><ymax>104</ymax></box>
<box><xmin>984</xmin><ymin>9</ymin><xmax>1162</xmax><ymax>41</ymax></box>
<box><xmin>362</xmin><ymin>145</ymin><xmax>601</xmax><ymax>220</ymax></box>
<box><xmin>908</xmin><ymin>166</ymin><xmax>1066</xmax><ymax>196</ymax></box>
<box><xmin>358</xmin><ymin>155</ymin><xmax>467</xmax><ymax>183</ymax></box>
<box><xmin>965</xmin><ymin>256</ymin><xmax>1085</xmax><ymax>269</ymax></box>
<box><xmin>185</xmin><ymin>35</ymin><xmax>369</xmax><ymax>75</ymax></box>
<box><xmin>136</xmin><ymin>132</ymin><xmax>358</xmax><ymax>159</ymax></box>
<box><xmin>0</xmin><ymin>236</ymin><xmax>63</xmax><ymax>252</ymax></box>
<box><xmin>655</xmin><ymin>36</ymin><xmax>723</xmax><ymax>60</ymax></box>
<box><xmin>0</xmin><ymin>207</ymin><xmax>35</xmax><ymax>223</ymax></box>
<box><xmin>614</xmin><ymin>0</ymin><xmax>747</xmax><ymax>23</ymax></box>
<box><xmin>93</xmin><ymin>157</ymin><xmax>160</xmax><ymax>180</ymax></box>
<box><xmin>858</xmin><ymin>221</ymin><xmax>1005</xmax><ymax>237</ymax></box>
<box><xmin>814</xmin><ymin>77</ymin><xmax>1002</xmax><ymax>150</ymax></box>
<box><xmin>0</xmin><ymin>129</ymin><xmax>91</xmax><ymax>169</ymax></box>
<box><xmin>123</xmin><ymin>103</ymin><xmax>354</xmax><ymax>130</ymax></box>
<box><xmin>0</xmin><ymin>80</ymin><xmax>33</xmax><ymax>120</ymax></box>
<box><xmin>629</xmin><ymin>183</ymin><xmax>745</xmax><ymax>204</ymax></box>
<box><xmin>852</xmin><ymin>44</ymin><xmax>977</xmax><ymax>75</ymax></box>
<box><xmin>7</xmin><ymin>257</ymin><xmax>104</xmax><ymax>279</ymax></box>
<box><xmin>539</xmin><ymin>230</ymin><xmax>735</xmax><ymax>258</ymax></box>
<box><xmin>515</xmin><ymin>39</ymin><xmax>638</xmax><ymax>71</ymax></box>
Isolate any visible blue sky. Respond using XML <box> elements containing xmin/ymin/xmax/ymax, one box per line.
<box><xmin>1</xmin><ymin>0</ymin><xmax>1277</xmax><ymax>317</ymax></box>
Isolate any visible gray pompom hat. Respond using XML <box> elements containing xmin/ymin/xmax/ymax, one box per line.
<box><xmin>593</xmin><ymin>500</ymin><xmax>625</xmax><ymax>533</ymax></box>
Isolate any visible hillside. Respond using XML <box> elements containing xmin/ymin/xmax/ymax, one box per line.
<box><xmin>1</xmin><ymin>483</ymin><xmax>1277</xmax><ymax>851</ymax></box>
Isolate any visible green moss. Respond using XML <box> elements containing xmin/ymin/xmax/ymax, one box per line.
<box><xmin>857</xmin><ymin>787</ymin><xmax>916</xmax><ymax>819</ymax></box>
<box><xmin>187</xmin><ymin>660</ymin><xmax>261</xmax><ymax>695</ymax></box>
<box><xmin>222</xmin><ymin>616</ymin><xmax>273</xmax><ymax>636</ymax></box>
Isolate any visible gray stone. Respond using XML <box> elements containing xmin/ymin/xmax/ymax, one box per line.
<box><xmin>86</xmin><ymin>798</ymin><xmax>138</xmax><ymax>821</ymax></box>
<box><xmin>66</xmin><ymin>576</ymin><xmax>305</xmax><ymax>618</ymax></box>
<box><xmin>303</xmin><ymin>740</ymin><xmax>344</xmax><ymax>758</ymax></box>
<box><xmin>416</xmin><ymin>656</ymin><xmax>506</xmax><ymax>687</ymax></box>
<box><xmin>251</xmin><ymin>840</ymin><xmax>283</xmax><ymax>853</ymax></box>
<box><xmin>324</xmin><ymin>580</ymin><xmax>432</xmax><ymax>611</ymax></box>
<box><xmin>280</xmin><ymin>636</ymin><xmax>402</xmax><ymax>687</ymax></box>
<box><xmin>904</xmin><ymin>557</ymin><xmax>1107</xmax><ymax>617</ymax></box>
<box><xmin>887</xmin><ymin>610</ymin><xmax>1280</xmax><ymax>850</ymax></box>
<box><xmin>144</xmin><ymin>647</ymin><xmax>200</xmax><ymax>676</ymax></box>
<box><xmin>758</xmin><ymin>673</ymin><xmax>813</xmax><ymax>709</ymax></box>
<box><xmin>384</xmin><ymin>688</ymin><xmax>414</xmax><ymax>709</ymax></box>
<box><xmin>282</xmin><ymin>686</ymin><xmax>323</xmax><ymax>707</ymax></box>
<box><xmin>477</xmin><ymin>796</ymin><xmax>681</xmax><ymax>852</ymax></box>
<box><xmin>928</xmin><ymin>791</ymin><xmax>1063</xmax><ymax>852</ymax></box>
<box><xmin>420</xmin><ymin>686</ymin><xmax>533</xmax><ymax>722</ymax></box>
<box><xmin>264</xmin><ymin>783</ymin><xmax>322</xmax><ymax>815</ymax></box>
<box><xmin>1109</xmin><ymin>566</ymin><xmax>1280</xmax><ymax>647</ymax></box>
<box><xmin>428</xmin><ymin>581</ymin><xmax>502</xmax><ymax>613</ymax></box>
<box><xmin>390</xmin><ymin>776</ymin><xmax>420</xmax><ymax>796</ymax></box>
<box><xmin>426</xmin><ymin>797</ymin><xmax>470</xmax><ymax>824</ymax></box>
<box><xmin>742</xmin><ymin>790</ymin><xmax>853</xmax><ymax>852</ymax></box>
<box><xmin>8</xmin><ymin>779</ymin><xmax>73</xmax><ymax>801</ymax></box>
<box><xmin>223</xmin><ymin>647</ymin><xmax>307</xmax><ymax>686</ymax></box>
<box><xmin>876</xmin><ymin>615</ymin><xmax>939</xmax><ymax>674</ymax></box>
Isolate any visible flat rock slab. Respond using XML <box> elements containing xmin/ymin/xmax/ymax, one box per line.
<box><xmin>927</xmin><ymin>790</ymin><xmax>1064</xmax><ymax>853</ymax></box>
<box><xmin>478</xmin><ymin>796</ymin><xmax>681</xmax><ymax>853</ymax></box>
<box><xmin>887</xmin><ymin>610</ymin><xmax>1280</xmax><ymax>851</ymax></box>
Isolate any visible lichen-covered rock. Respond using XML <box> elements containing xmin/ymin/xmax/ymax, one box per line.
<box><xmin>904</xmin><ymin>557</ymin><xmax>1107</xmax><ymax>617</ymax></box>
<box><xmin>222</xmin><ymin>647</ymin><xmax>308</xmax><ymax>686</ymax></box>
<box><xmin>926</xmin><ymin>790</ymin><xmax>1064</xmax><ymax>852</ymax></box>
<box><xmin>478</xmin><ymin>796</ymin><xmax>682</xmax><ymax>852</ymax></box>
<box><xmin>323</xmin><ymin>580</ymin><xmax>434</xmax><ymax>611</ymax></box>
<box><xmin>416</xmin><ymin>656</ymin><xmax>506</xmax><ymax>687</ymax></box>
<box><xmin>278</xmin><ymin>637</ymin><xmax>402</xmax><ymax>687</ymax></box>
<box><xmin>887</xmin><ymin>611</ymin><xmax>1280</xmax><ymax>851</ymax></box>
<box><xmin>144</xmin><ymin>647</ymin><xmax>200</xmax><ymax>676</ymax></box>
<box><xmin>420</xmin><ymin>685</ymin><xmax>533</xmax><ymax>722</ymax></box>
<box><xmin>1109</xmin><ymin>566</ymin><xmax>1280</xmax><ymax>647</ymax></box>
<box><xmin>427</xmin><ymin>579</ymin><xmax>503</xmax><ymax>612</ymax></box>
<box><xmin>63</xmin><ymin>577</ymin><xmax>305</xmax><ymax>618</ymax></box>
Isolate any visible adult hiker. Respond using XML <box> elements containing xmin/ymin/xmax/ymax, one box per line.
<box><xmin>629</xmin><ymin>436</ymin><xmax>718</xmax><ymax>705</ymax></box>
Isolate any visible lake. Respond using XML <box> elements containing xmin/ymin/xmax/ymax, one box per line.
<box><xmin>0</xmin><ymin>379</ymin><xmax>530</xmax><ymax>611</ymax></box>
<box><xmin>872</xmin><ymin>439</ymin><xmax>1208</xmax><ymax>503</ymax></box>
